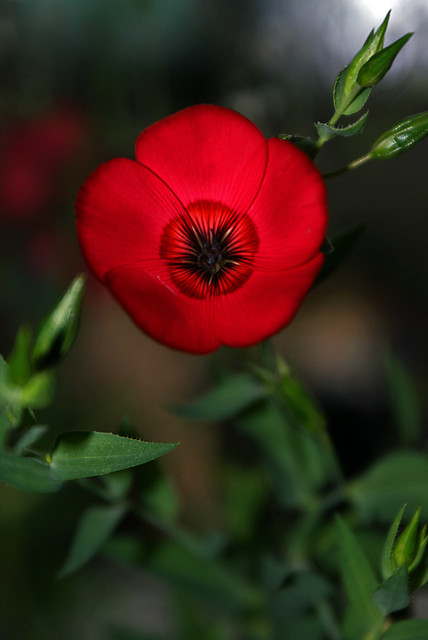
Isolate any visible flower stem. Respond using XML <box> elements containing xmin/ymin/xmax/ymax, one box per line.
<box><xmin>323</xmin><ymin>153</ymin><xmax>372</xmax><ymax>179</ymax></box>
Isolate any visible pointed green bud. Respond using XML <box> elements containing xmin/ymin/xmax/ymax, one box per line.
<box><xmin>8</xmin><ymin>325</ymin><xmax>33</xmax><ymax>385</ymax></box>
<box><xmin>344</xmin><ymin>11</ymin><xmax>391</xmax><ymax>96</ymax></box>
<box><xmin>370</xmin><ymin>111</ymin><xmax>428</xmax><ymax>159</ymax></box>
<box><xmin>381</xmin><ymin>504</ymin><xmax>406</xmax><ymax>579</ymax></box>
<box><xmin>393</xmin><ymin>507</ymin><xmax>422</xmax><ymax>569</ymax></box>
<box><xmin>32</xmin><ymin>275</ymin><xmax>86</xmax><ymax>370</ymax></box>
<box><xmin>357</xmin><ymin>33</ymin><xmax>413</xmax><ymax>88</ymax></box>
<box><xmin>333</xmin><ymin>12</ymin><xmax>390</xmax><ymax>116</ymax></box>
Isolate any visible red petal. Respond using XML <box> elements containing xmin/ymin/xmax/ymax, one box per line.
<box><xmin>75</xmin><ymin>158</ymin><xmax>187</xmax><ymax>281</ymax></box>
<box><xmin>105</xmin><ymin>262</ymin><xmax>221</xmax><ymax>354</ymax></box>
<box><xmin>104</xmin><ymin>253</ymin><xmax>323</xmax><ymax>354</ymax></box>
<box><xmin>215</xmin><ymin>254</ymin><xmax>325</xmax><ymax>348</ymax></box>
<box><xmin>135</xmin><ymin>105</ymin><xmax>268</xmax><ymax>213</ymax></box>
<box><xmin>248</xmin><ymin>138</ymin><xmax>328</xmax><ymax>268</ymax></box>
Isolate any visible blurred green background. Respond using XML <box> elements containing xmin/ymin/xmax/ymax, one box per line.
<box><xmin>0</xmin><ymin>1</ymin><xmax>427</xmax><ymax>638</ymax></box>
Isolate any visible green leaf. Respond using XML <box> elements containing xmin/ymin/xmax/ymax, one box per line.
<box><xmin>174</xmin><ymin>373</ymin><xmax>267</xmax><ymax>421</ymax></box>
<box><xmin>234</xmin><ymin>400</ymin><xmax>330</xmax><ymax>507</ymax></box>
<box><xmin>0</xmin><ymin>450</ymin><xmax>61</xmax><ymax>493</ymax></box>
<box><xmin>349</xmin><ymin>452</ymin><xmax>428</xmax><ymax>522</ymax></box>
<box><xmin>18</xmin><ymin>371</ymin><xmax>55</xmax><ymax>408</ymax></box>
<box><xmin>372</xmin><ymin>566</ymin><xmax>409</xmax><ymax>615</ymax></box>
<box><xmin>109</xmin><ymin>630</ymin><xmax>168</xmax><ymax>640</ymax></box>
<box><xmin>336</xmin><ymin>517</ymin><xmax>383</xmax><ymax>639</ymax></box>
<box><xmin>276</xmin><ymin>358</ymin><xmax>326</xmax><ymax>434</ymax></box>
<box><xmin>58</xmin><ymin>503</ymin><xmax>127</xmax><ymax>578</ymax></box>
<box><xmin>142</xmin><ymin>474</ymin><xmax>180</xmax><ymax>524</ymax></box>
<box><xmin>316</xmin><ymin>112</ymin><xmax>368</xmax><ymax>141</ymax></box>
<box><xmin>263</xmin><ymin>564</ymin><xmax>332</xmax><ymax>640</ymax></box>
<box><xmin>357</xmin><ymin>33</ymin><xmax>413</xmax><ymax>88</ymax></box>
<box><xmin>278</xmin><ymin>134</ymin><xmax>318</xmax><ymax>159</ymax></box>
<box><xmin>49</xmin><ymin>431</ymin><xmax>177</xmax><ymax>481</ymax></box>
<box><xmin>8</xmin><ymin>325</ymin><xmax>33</xmax><ymax>385</ymax></box>
<box><xmin>371</xmin><ymin>111</ymin><xmax>428</xmax><ymax>160</ymax></box>
<box><xmin>32</xmin><ymin>274</ymin><xmax>86</xmax><ymax>370</ymax></box>
<box><xmin>381</xmin><ymin>504</ymin><xmax>406</xmax><ymax>579</ymax></box>
<box><xmin>0</xmin><ymin>354</ymin><xmax>54</xmax><ymax>411</ymax></box>
<box><xmin>109</xmin><ymin>630</ymin><xmax>167</xmax><ymax>640</ymax></box>
<box><xmin>145</xmin><ymin>540</ymin><xmax>261</xmax><ymax>614</ymax></box>
<box><xmin>385</xmin><ymin>351</ymin><xmax>422</xmax><ymax>445</ymax></box>
<box><xmin>224</xmin><ymin>465</ymin><xmax>268</xmax><ymax>542</ymax></box>
<box><xmin>13</xmin><ymin>424</ymin><xmax>48</xmax><ymax>456</ymax></box>
<box><xmin>315</xmin><ymin>224</ymin><xmax>364</xmax><ymax>286</ymax></box>
<box><xmin>380</xmin><ymin>620</ymin><xmax>428</xmax><ymax>640</ymax></box>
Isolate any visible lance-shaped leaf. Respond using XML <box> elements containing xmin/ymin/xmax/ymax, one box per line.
<box><xmin>174</xmin><ymin>373</ymin><xmax>267</xmax><ymax>421</ymax></box>
<box><xmin>58</xmin><ymin>503</ymin><xmax>127</xmax><ymax>578</ymax></box>
<box><xmin>7</xmin><ymin>325</ymin><xmax>33</xmax><ymax>385</ymax></box>
<box><xmin>316</xmin><ymin>112</ymin><xmax>368</xmax><ymax>142</ymax></box>
<box><xmin>370</xmin><ymin>111</ymin><xmax>428</xmax><ymax>159</ymax></box>
<box><xmin>336</xmin><ymin>517</ymin><xmax>383</xmax><ymax>638</ymax></box>
<box><xmin>372</xmin><ymin>566</ymin><xmax>409</xmax><ymax>615</ymax></box>
<box><xmin>32</xmin><ymin>274</ymin><xmax>85</xmax><ymax>370</ymax></box>
<box><xmin>357</xmin><ymin>33</ymin><xmax>413</xmax><ymax>88</ymax></box>
<box><xmin>0</xmin><ymin>450</ymin><xmax>61</xmax><ymax>493</ymax></box>
<box><xmin>349</xmin><ymin>452</ymin><xmax>428</xmax><ymax>522</ymax></box>
<box><xmin>48</xmin><ymin>431</ymin><xmax>177</xmax><ymax>481</ymax></box>
<box><xmin>13</xmin><ymin>424</ymin><xmax>48</xmax><ymax>456</ymax></box>
<box><xmin>380</xmin><ymin>619</ymin><xmax>428</xmax><ymax>640</ymax></box>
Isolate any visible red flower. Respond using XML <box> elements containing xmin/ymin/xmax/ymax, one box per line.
<box><xmin>76</xmin><ymin>105</ymin><xmax>328</xmax><ymax>354</ymax></box>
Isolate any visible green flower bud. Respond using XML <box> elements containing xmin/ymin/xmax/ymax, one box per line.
<box><xmin>32</xmin><ymin>275</ymin><xmax>86</xmax><ymax>370</ymax></box>
<box><xmin>344</xmin><ymin>10</ymin><xmax>390</xmax><ymax>96</ymax></box>
<box><xmin>357</xmin><ymin>33</ymin><xmax>412</xmax><ymax>88</ymax></box>
<box><xmin>382</xmin><ymin>505</ymin><xmax>428</xmax><ymax>591</ymax></box>
<box><xmin>370</xmin><ymin>111</ymin><xmax>428</xmax><ymax>159</ymax></box>
<box><xmin>393</xmin><ymin>507</ymin><xmax>422</xmax><ymax>569</ymax></box>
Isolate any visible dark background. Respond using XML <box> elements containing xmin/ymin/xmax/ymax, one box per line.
<box><xmin>0</xmin><ymin>1</ymin><xmax>427</xmax><ymax>638</ymax></box>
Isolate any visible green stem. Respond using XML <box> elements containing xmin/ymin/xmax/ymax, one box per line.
<box><xmin>316</xmin><ymin>85</ymin><xmax>362</xmax><ymax>150</ymax></box>
<box><xmin>323</xmin><ymin>153</ymin><xmax>372</xmax><ymax>179</ymax></box>
<box><xmin>328</xmin><ymin>86</ymin><xmax>361</xmax><ymax>127</ymax></box>
<box><xmin>0</xmin><ymin>410</ymin><xmax>11</xmax><ymax>450</ymax></box>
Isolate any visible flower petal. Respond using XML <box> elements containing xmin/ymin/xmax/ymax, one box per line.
<box><xmin>248</xmin><ymin>138</ymin><xmax>328</xmax><ymax>268</ymax></box>
<box><xmin>215</xmin><ymin>254</ymin><xmax>325</xmax><ymax>348</ymax></box>
<box><xmin>135</xmin><ymin>104</ymin><xmax>268</xmax><ymax>213</ymax></box>
<box><xmin>104</xmin><ymin>254</ymin><xmax>323</xmax><ymax>354</ymax></box>
<box><xmin>105</xmin><ymin>262</ymin><xmax>221</xmax><ymax>354</ymax></box>
<box><xmin>75</xmin><ymin>158</ymin><xmax>187</xmax><ymax>281</ymax></box>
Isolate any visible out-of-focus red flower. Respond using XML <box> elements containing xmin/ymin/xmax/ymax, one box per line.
<box><xmin>0</xmin><ymin>108</ymin><xmax>84</xmax><ymax>221</ymax></box>
<box><xmin>76</xmin><ymin>105</ymin><xmax>328</xmax><ymax>354</ymax></box>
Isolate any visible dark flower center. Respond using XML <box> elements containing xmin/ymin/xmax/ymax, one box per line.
<box><xmin>160</xmin><ymin>201</ymin><xmax>259</xmax><ymax>298</ymax></box>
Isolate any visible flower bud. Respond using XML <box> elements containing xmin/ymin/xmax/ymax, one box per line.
<box><xmin>357</xmin><ymin>33</ymin><xmax>412</xmax><ymax>88</ymax></box>
<box><xmin>370</xmin><ymin>111</ymin><xmax>428</xmax><ymax>159</ymax></box>
<box><xmin>32</xmin><ymin>275</ymin><xmax>85</xmax><ymax>370</ymax></box>
<box><xmin>382</xmin><ymin>506</ymin><xmax>428</xmax><ymax>591</ymax></box>
<box><xmin>393</xmin><ymin>507</ymin><xmax>422</xmax><ymax>570</ymax></box>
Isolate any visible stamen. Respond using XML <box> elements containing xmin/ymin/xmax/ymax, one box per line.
<box><xmin>160</xmin><ymin>200</ymin><xmax>259</xmax><ymax>298</ymax></box>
